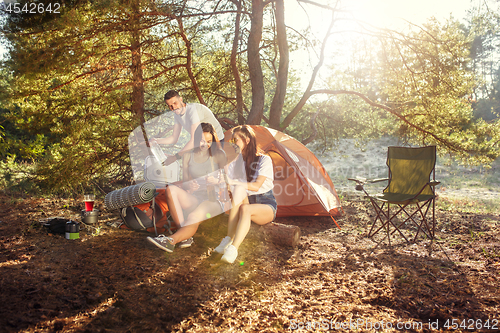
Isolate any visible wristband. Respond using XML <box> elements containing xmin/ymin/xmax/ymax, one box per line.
<box><xmin>175</xmin><ymin>153</ymin><xmax>181</xmax><ymax>160</ymax></box>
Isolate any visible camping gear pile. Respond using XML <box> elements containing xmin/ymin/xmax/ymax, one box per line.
<box><xmin>104</xmin><ymin>183</ymin><xmax>171</xmax><ymax>235</ymax></box>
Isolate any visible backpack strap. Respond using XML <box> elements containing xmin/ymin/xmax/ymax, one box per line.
<box><xmin>152</xmin><ymin>196</ymin><xmax>158</xmax><ymax>236</ymax></box>
<box><xmin>131</xmin><ymin>208</ymin><xmax>148</xmax><ymax>230</ymax></box>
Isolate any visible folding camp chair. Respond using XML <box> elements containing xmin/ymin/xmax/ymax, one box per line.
<box><xmin>349</xmin><ymin>146</ymin><xmax>440</xmax><ymax>245</ymax></box>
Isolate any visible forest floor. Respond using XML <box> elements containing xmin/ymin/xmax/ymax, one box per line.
<box><xmin>0</xmin><ymin>192</ymin><xmax>499</xmax><ymax>333</ymax></box>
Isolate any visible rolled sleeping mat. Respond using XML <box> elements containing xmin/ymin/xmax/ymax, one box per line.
<box><xmin>104</xmin><ymin>182</ymin><xmax>157</xmax><ymax>210</ymax></box>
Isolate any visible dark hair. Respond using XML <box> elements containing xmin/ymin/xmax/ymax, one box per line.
<box><xmin>231</xmin><ymin>125</ymin><xmax>262</xmax><ymax>182</ymax></box>
<box><xmin>164</xmin><ymin>90</ymin><xmax>180</xmax><ymax>101</ymax></box>
<box><xmin>193</xmin><ymin>123</ymin><xmax>221</xmax><ymax>157</ymax></box>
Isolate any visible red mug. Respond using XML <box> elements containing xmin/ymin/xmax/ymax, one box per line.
<box><xmin>84</xmin><ymin>194</ymin><xmax>95</xmax><ymax>212</ymax></box>
<box><xmin>84</xmin><ymin>201</ymin><xmax>94</xmax><ymax>211</ymax></box>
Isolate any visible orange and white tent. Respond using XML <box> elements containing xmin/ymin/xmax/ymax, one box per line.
<box><xmin>224</xmin><ymin>126</ymin><xmax>342</xmax><ymax>225</ymax></box>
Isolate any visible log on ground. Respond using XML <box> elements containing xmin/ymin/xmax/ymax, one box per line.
<box><xmin>259</xmin><ymin>222</ymin><xmax>301</xmax><ymax>248</ymax></box>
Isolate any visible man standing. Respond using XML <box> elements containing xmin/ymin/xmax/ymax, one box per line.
<box><xmin>150</xmin><ymin>90</ymin><xmax>224</xmax><ymax>166</ymax></box>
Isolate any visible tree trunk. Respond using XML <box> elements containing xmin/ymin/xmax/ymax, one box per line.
<box><xmin>301</xmin><ymin>108</ymin><xmax>320</xmax><ymax>145</ymax></box>
<box><xmin>246</xmin><ymin>0</ymin><xmax>265</xmax><ymax>125</ymax></box>
<box><xmin>280</xmin><ymin>9</ymin><xmax>336</xmax><ymax>131</ymax></box>
<box><xmin>177</xmin><ymin>16</ymin><xmax>206</xmax><ymax>105</ymax></box>
<box><xmin>230</xmin><ymin>0</ymin><xmax>245</xmax><ymax>125</ymax></box>
<box><xmin>268</xmin><ymin>0</ymin><xmax>289</xmax><ymax>129</ymax></box>
<box><xmin>130</xmin><ymin>0</ymin><xmax>146</xmax><ymax>127</ymax></box>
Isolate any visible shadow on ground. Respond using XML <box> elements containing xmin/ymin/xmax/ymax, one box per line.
<box><xmin>0</xmin><ymin>194</ymin><xmax>499</xmax><ymax>332</ymax></box>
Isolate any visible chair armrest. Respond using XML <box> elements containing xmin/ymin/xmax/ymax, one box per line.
<box><xmin>429</xmin><ymin>181</ymin><xmax>440</xmax><ymax>187</ymax></box>
<box><xmin>348</xmin><ymin>177</ymin><xmax>389</xmax><ymax>192</ymax></box>
<box><xmin>348</xmin><ymin>177</ymin><xmax>366</xmax><ymax>184</ymax></box>
<box><xmin>367</xmin><ymin>178</ymin><xmax>390</xmax><ymax>184</ymax></box>
<box><xmin>348</xmin><ymin>177</ymin><xmax>366</xmax><ymax>191</ymax></box>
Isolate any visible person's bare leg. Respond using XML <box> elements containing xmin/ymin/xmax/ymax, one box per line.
<box><xmin>166</xmin><ymin>185</ymin><xmax>198</xmax><ymax>227</ymax></box>
<box><xmin>170</xmin><ymin>201</ymin><xmax>224</xmax><ymax>244</ymax></box>
<box><xmin>184</xmin><ymin>201</ymin><xmax>223</xmax><ymax>227</ymax></box>
<box><xmin>170</xmin><ymin>223</ymin><xmax>200</xmax><ymax>244</ymax></box>
<box><xmin>226</xmin><ymin>185</ymin><xmax>248</xmax><ymax>239</ymax></box>
<box><xmin>231</xmin><ymin>204</ymin><xmax>274</xmax><ymax>249</ymax></box>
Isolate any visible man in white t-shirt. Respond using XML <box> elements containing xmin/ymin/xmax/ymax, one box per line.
<box><xmin>150</xmin><ymin>90</ymin><xmax>224</xmax><ymax>166</ymax></box>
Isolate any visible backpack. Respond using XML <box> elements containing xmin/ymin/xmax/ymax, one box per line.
<box><xmin>120</xmin><ymin>203</ymin><xmax>163</xmax><ymax>231</ymax></box>
<box><xmin>118</xmin><ymin>188</ymin><xmax>176</xmax><ymax>235</ymax></box>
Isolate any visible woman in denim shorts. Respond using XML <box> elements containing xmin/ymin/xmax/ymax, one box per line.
<box><xmin>214</xmin><ymin>125</ymin><xmax>277</xmax><ymax>264</ymax></box>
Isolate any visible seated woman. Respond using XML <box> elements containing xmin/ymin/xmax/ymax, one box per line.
<box><xmin>214</xmin><ymin>125</ymin><xmax>277</xmax><ymax>264</ymax></box>
<box><xmin>147</xmin><ymin>123</ymin><xmax>227</xmax><ymax>252</ymax></box>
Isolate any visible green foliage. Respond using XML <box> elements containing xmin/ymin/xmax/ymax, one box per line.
<box><xmin>0</xmin><ymin>154</ymin><xmax>40</xmax><ymax>196</ymax></box>
<box><xmin>1</xmin><ymin>104</ymin><xmax>50</xmax><ymax>160</ymax></box>
<box><xmin>472</xmin><ymin>66</ymin><xmax>500</xmax><ymax>121</ymax></box>
<box><xmin>288</xmin><ymin>91</ymin><xmax>397</xmax><ymax>148</ymax></box>
<box><xmin>308</xmin><ymin>18</ymin><xmax>500</xmax><ymax>165</ymax></box>
<box><xmin>464</xmin><ymin>1</ymin><xmax>500</xmax><ymax>127</ymax></box>
<box><xmin>1</xmin><ymin>0</ymin><xmax>184</xmax><ymax>189</ymax></box>
<box><xmin>1</xmin><ymin>0</ymin><xmax>499</xmax><ymax>193</ymax></box>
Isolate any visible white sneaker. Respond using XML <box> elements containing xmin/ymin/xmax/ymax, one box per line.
<box><xmin>221</xmin><ymin>245</ymin><xmax>238</xmax><ymax>264</ymax></box>
<box><xmin>214</xmin><ymin>236</ymin><xmax>232</xmax><ymax>254</ymax></box>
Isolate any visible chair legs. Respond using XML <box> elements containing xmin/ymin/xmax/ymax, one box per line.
<box><xmin>411</xmin><ymin>200</ymin><xmax>435</xmax><ymax>241</ymax></box>
<box><xmin>367</xmin><ymin>199</ymin><xmax>411</xmax><ymax>243</ymax></box>
<box><xmin>367</xmin><ymin>198</ymin><xmax>436</xmax><ymax>244</ymax></box>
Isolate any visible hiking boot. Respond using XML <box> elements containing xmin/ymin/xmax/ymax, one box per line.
<box><xmin>147</xmin><ymin>234</ymin><xmax>175</xmax><ymax>253</ymax></box>
<box><xmin>221</xmin><ymin>244</ymin><xmax>238</xmax><ymax>264</ymax></box>
<box><xmin>214</xmin><ymin>236</ymin><xmax>232</xmax><ymax>254</ymax></box>
<box><xmin>178</xmin><ymin>237</ymin><xmax>194</xmax><ymax>248</ymax></box>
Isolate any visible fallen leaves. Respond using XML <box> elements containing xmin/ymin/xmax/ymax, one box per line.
<box><xmin>0</xmin><ymin>193</ymin><xmax>499</xmax><ymax>332</ymax></box>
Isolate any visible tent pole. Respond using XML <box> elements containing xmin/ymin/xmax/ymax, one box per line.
<box><xmin>330</xmin><ymin>215</ymin><xmax>341</xmax><ymax>230</ymax></box>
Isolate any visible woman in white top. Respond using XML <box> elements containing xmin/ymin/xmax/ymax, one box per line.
<box><xmin>215</xmin><ymin>125</ymin><xmax>277</xmax><ymax>264</ymax></box>
<box><xmin>147</xmin><ymin>123</ymin><xmax>227</xmax><ymax>252</ymax></box>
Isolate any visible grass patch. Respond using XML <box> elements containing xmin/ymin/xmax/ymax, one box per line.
<box><xmin>0</xmin><ymin>155</ymin><xmax>40</xmax><ymax>196</ymax></box>
<box><xmin>436</xmin><ymin>196</ymin><xmax>499</xmax><ymax>214</ymax></box>
<box><xmin>437</xmin><ymin>155</ymin><xmax>500</xmax><ymax>190</ymax></box>
<box><xmin>0</xmin><ymin>156</ymin><xmax>130</xmax><ymax>199</ymax></box>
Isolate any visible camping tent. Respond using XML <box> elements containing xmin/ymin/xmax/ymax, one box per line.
<box><xmin>224</xmin><ymin>126</ymin><xmax>342</xmax><ymax>222</ymax></box>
